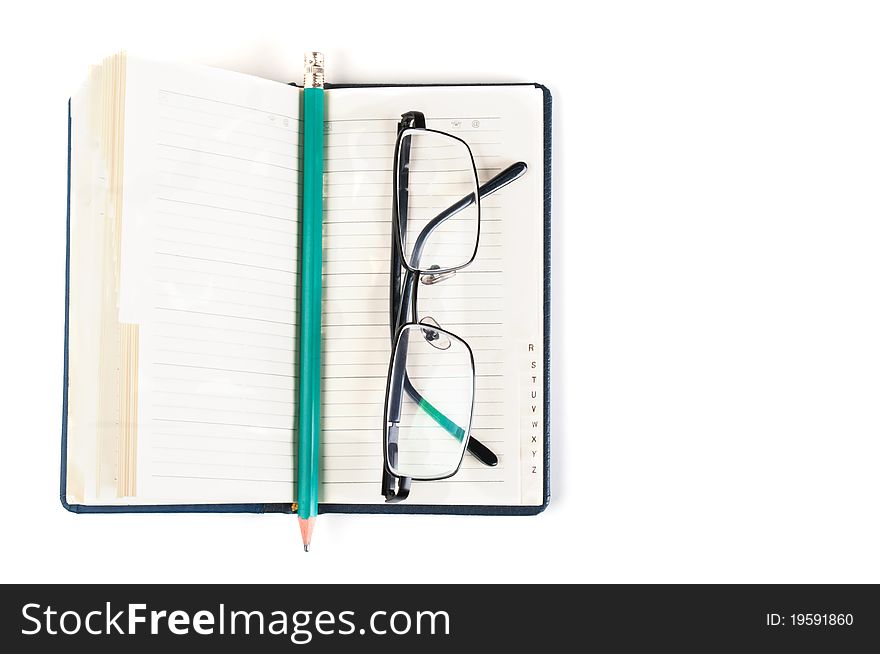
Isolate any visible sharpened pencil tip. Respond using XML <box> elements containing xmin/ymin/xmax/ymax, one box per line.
<box><xmin>298</xmin><ymin>516</ymin><xmax>315</xmax><ymax>553</ymax></box>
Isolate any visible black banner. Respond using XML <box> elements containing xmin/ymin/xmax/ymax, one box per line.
<box><xmin>1</xmin><ymin>584</ymin><xmax>876</xmax><ymax>650</ymax></box>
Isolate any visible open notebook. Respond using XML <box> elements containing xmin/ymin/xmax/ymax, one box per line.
<box><xmin>63</xmin><ymin>54</ymin><xmax>550</xmax><ymax>514</ymax></box>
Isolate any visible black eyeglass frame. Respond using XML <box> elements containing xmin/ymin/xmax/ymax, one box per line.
<box><xmin>382</xmin><ymin>110</ymin><xmax>527</xmax><ymax>503</ymax></box>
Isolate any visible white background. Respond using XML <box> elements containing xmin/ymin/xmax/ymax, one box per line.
<box><xmin>1</xmin><ymin>0</ymin><xmax>879</xmax><ymax>583</ymax></box>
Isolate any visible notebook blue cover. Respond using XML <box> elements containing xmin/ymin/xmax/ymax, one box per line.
<box><xmin>61</xmin><ymin>83</ymin><xmax>552</xmax><ymax>516</ymax></box>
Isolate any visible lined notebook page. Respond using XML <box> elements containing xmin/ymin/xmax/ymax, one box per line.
<box><xmin>120</xmin><ymin>58</ymin><xmax>301</xmax><ymax>503</ymax></box>
<box><xmin>321</xmin><ymin>86</ymin><xmax>545</xmax><ymax>506</ymax></box>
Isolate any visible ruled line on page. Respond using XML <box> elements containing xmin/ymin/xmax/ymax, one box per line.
<box><xmin>158</xmin><ymin>156</ymin><xmax>295</xmax><ymax>182</ymax></box>
<box><xmin>156</xmin><ymin>197</ymin><xmax>297</xmax><ymax>222</ymax></box>
<box><xmin>156</xmin><ymin>182</ymin><xmax>297</xmax><ymax>210</ymax></box>
<box><xmin>157</xmin><ymin>144</ymin><xmax>298</xmax><ymax>171</ymax></box>
<box><xmin>159</xmin><ymin>88</ymin><xmax>299</xmax><ymax>120</ymax></box>
<box><xmin>155</xmin><ymin>211</ymin><xmax>296</xmax><ymax>236</ymax></box>
<box><xmin>158</xmin><ymin>130</ymin><xmax>297</xmax><ymax>158</ymax></box>
<box><xmin>159</xmin><ymin>171</ymin><xmax>299</xmax><ymax>197</ymax></box>
<box><xmin>158</xmin><ymin>114</ymin><xmax>299</xmax><ymax>146</ymax></box>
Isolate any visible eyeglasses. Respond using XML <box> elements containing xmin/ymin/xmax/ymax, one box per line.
<box><xmin>382</xmin><ymin>110</ymin><xmax>527</xmax><ymax>502</ymax></box>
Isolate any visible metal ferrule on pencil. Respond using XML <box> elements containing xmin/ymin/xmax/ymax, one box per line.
<box><xmin>304</xmin><ymin>52</ymin><xmax>325</xmax><ymax>89</ymax></box>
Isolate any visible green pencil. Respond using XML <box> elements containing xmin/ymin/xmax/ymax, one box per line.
<box><xmin>296</xmin><ymin>52</ymin><xmax>324</xmax><ymax>552</ymax></box>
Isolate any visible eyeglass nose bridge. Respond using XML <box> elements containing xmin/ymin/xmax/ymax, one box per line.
<box><xmin>420</xmin><ymin>265</ymin><xmax>456</xmax><ymax>286</ymax></box>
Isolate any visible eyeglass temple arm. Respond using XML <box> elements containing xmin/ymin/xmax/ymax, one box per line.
<box><xmin>386</xmin><ymin>162</ymin><xmax>528</xmax><ymax>469</ymax></box>
<box><xmin>408</xmin><ymin>161</ymin><xmax>528</xmax><ymax>266</ymax></box>
<box><xmin>383</xmin><ymin>129</ymin><xmax>415</xmax><ymax>503</ymax></box>
<box><xmin>396</xmin><ymin>160</ymin><xmax>529</xmax><ymax>327</ymax></box>
<box><xmin>391</xmin><ymin>162</ymin><xmax>527</xmax><ymax>464</ymax></box>
<box><xmin>401</xmin><ymin>374</ymin><xmax>498</xmax><ymax>467</ymax></box>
